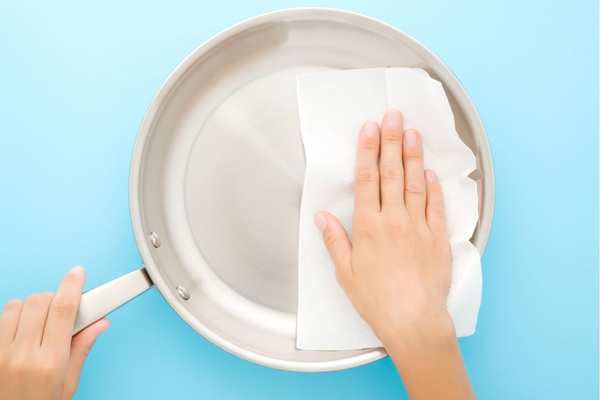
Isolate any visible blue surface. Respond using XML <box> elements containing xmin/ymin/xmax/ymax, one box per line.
<box><xmin>0</xmin><ymin>1</ymin><xmax>597</xmax><ymax>399</ymax></box>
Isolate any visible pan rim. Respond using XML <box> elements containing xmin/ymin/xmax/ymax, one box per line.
<box><xmin>128</xmin><ymin>7</ymin><xmax>495</xmax><ymax>372</ymax></box>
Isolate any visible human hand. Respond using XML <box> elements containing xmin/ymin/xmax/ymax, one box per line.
<box><xmin>315</xmin><ymin>109</ymin><xmax>453</xmax><ymax>342</ymax></box>
<box><xmin>0</xmin><ymin>267</ymin><xmax>109</xmax><ymax>400</ymax></box>
<box><xmin>315</xmin><ymin>109</ymin><xmax>474</xmax><ymax>399</ymax></box>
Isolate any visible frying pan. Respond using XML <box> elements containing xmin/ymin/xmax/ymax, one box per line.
<box><xmin>73</xmin><ymin>8</ymin><xmax>495</xmax><ymax>372</ymax></box>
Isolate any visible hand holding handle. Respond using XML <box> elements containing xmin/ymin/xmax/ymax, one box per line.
<box><xmin>73</xmin><ymin>268</ymin><xmax>153</xmax><ymax>334</ymax></box>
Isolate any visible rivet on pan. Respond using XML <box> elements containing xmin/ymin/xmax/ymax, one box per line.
<box><xmin>469</xmin><ymin>169</ymin><xmax>483</xmax><ymax>181</ymax></box>
<box><xmin>149</xmin><ymin>232</ymin><xmax>161</xmax><ymax>248</ymax></box>
<box><xmin>176</xmin><ymin>285</ymin><xmax>191</xmax><ymax>301</ymax></box>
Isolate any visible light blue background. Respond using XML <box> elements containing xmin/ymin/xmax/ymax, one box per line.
<box><xmin>0</xmin><ymin>1</ymin><xmax>597</xmax><ymax>399</ymax></box>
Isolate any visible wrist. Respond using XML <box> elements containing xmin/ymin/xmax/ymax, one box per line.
<box><xmin>378</xmin><ymin>311</ymin><xmax>475</xmax><ymax>400</ymax></box>
<box><xmin>375</xmin><ymin>310</ymin><xmax>456</xmax><ymax>352</ymax></box>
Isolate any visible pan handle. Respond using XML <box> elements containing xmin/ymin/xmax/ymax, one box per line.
<box><xmin>73</xmin><ymin>268</ymin><xmax>153</xmax><ymax>335</ymax></box>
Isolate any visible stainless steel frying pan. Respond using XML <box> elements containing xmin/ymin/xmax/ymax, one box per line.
<box><xmin>73</xmin><ymin>8</ymin><xmax>495</xmax><ymax>372</ymax></box>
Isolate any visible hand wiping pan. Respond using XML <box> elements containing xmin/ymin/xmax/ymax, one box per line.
<box><xmin>297</xmin><ymin>68</ymin><xmax>482</xmax><ymax>350</ymax></box>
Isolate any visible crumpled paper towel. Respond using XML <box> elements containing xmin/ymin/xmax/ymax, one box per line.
<box><xmin>296</xmin><ymin>68</ymin><xmax>481</xmax><ymax>350</ymax></box>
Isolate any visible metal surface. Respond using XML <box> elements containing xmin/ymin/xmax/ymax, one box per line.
<box><xmin>149</xmin><ymin>232</ymin><xmax>161</xmax><ymax>248</ymax></box>
<box><xmin>76</xmin><ymin>8</ymin><xmax>495</xmax><ymax>372</ymax></box>
<box><xmin>74</xmin><ymin>268</ymin><xmax>153</xmax><ymax>334</ymax></box>
<box><xmin>176</xmin><ymin>285</ymin><xmax>191</xmax><ymax>301</ymax></box>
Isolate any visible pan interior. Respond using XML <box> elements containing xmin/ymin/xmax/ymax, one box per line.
<box><xmin>186</xmin><ymin>67</ymin><xmax>306</xmax><ymax>314</ymax></box>
<box><xmin>137</xmin><ymin>10</ymin><xmax>490</xmax><ymax>369</ymax></box>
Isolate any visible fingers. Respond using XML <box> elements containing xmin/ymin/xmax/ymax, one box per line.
<box><xmin>354</xmin><ymin>121</ymin><xmax>381</xmax><ymax>213</ymax></box>
<box><xmin>315</xmin><ymin>211</ymin><xmax>353</xmax><ymax>287</ymax></box>
<box><xmin>425</xmin><ymin>170</ymin><xmax>447</xmax><ymax>236</ymax></box>
<box><xmin>379</xmin><ymin>110</ymin><xmax>406</xmax><ymax>211</ymax></box>
<box><xmin>14</xmin><ymin>293</ymin><xmax>53</xmax><ymax>346</ymax></box>
<box><xmin>42</xmin><ymin>267</ymin><xmax>85</xmax><ymax>350</ymax></box>
<box><xmin>63</xmin><ymin>318</ymin><xmax>110</xmax><ymax>399</ymax></box>
<box><xmin>403</xmin><ymin>129</ymin><xmax>427</xmax><ymax>223</ymax></box>
<box><xmin>0</xmin><ymin>299</ymin><xmax>23</xmax><ymax>346</ymax></box>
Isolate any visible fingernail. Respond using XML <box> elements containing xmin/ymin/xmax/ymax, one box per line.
<box><xmin>404</xmin><ymin>130</ymin><xmax>418</xmax><ymax>147</ymax></box>
<box><xmin>383</xmin><ymin>109</ymin><xmax>403</xmax><ymax>130</ymax></box>
<box><xmin>314</xmin><ymin>212</ymin><xmax>328</xmax><ymax>231</ymax></box>
<box><xmin>69</xmin><ymin>265</ymin><xmax>85</xmax><ymax>277</ymax></box>
<box><xmin>361</xmin><ymin>121</ymin><xmax>378</xmax><ymax>137</ymax></box>
<box><xmin>425</xmin><ymin>170</ymin><xmax>437</xmax><ymax>182</ymax></box>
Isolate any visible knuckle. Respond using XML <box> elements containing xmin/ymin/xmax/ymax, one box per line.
<box><xmin>381</xmin><ymin>129</ymin><xmax>403</xmax><ymax>143</ymax></box>
<box><xmin>427</xmin><ymin>180</ymin><xmax>442</xmax><ymax>191</ymax></box>
<box><xmin>405</xmin><ymin>182</ymin><xmax>426</xmax><ymax>195</ymax></box>
<box><xmin>51</xmin><ymin>298</ymin><xmax>77</xmax><ymax>320</ymax></box>
<box><xmin>355</xmin><ymin>167</ymin><xmax>378</xmax><ymax>184</ymax></box>
<box><xmin>404</xmin><ymin>148</ymin><xmax>423</xmax><ymax>160</ymax></box>
<box><xmin>360</xmin><ymin>137</ymin><xmax>379</xmax><ymax>151</ymax></box>
<box><xmin>8</xmin><ymin>351</ymin><xmax>61</xmax><ymax>380</ymax></box>
<box><xmin>36</xmin><ymin>358</ymin><xmax>57</xmax><ymax>378</ymax></box>
<box><xmin>25</xmin><ymin>293</ymin><xmax>51</xmax><ymax>308</ymax></box>
<box><xmin>7</xmin><ymin>361</ymin><xmax>25</xmax><ymax>376</ymax></box>
<box><xmin>322</xmin><ymin>228</ymin><xmax>339</xmax><ymax>249</ymax></box>
<box><xmin>380</xmin><ymin>164</ymin><xmax>403</xmax><ymax>181</ymax></box>
<box><xmin>6</xmin><ymin>353</ymin><xmax>31</xmax><ymax>376</ymax></box>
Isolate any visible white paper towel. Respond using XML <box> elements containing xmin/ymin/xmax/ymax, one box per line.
<box><xmin>296</xmin><ymin>68</ymin><xmax>481</xmax><ymax>350</ymax></box>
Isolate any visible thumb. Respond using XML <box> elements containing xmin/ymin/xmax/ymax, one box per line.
<box><xmin>62</xmin><ymin>318</ymin><xmax>110</xmax><ymax>400</ymax></box>
<box><xmin>315</xmin><ymin>211</ymin><xmax>353</xmax><ymax>287</ymax></box>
